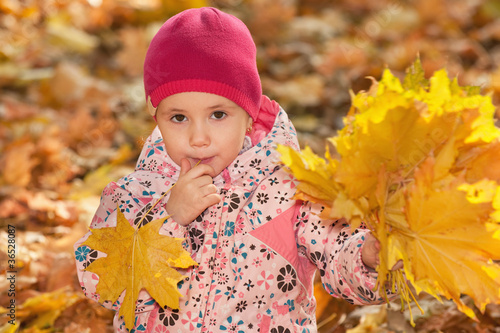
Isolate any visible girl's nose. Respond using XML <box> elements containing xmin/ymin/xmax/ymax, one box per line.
<box><xmin>189</xmin><ymin>124</ymin><xmax>210</xmax><ymax>147</ymax></box>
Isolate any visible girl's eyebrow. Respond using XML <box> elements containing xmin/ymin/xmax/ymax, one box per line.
<box><xmin>208</xmin><ymin>103</ymin><xmax>236</xmax><ymax>110</ymax></box>
<box><xmin>208</xmin><ymin>104</ymin><xmax>223</xmax><ymax>109</ymax></box>
<box><xmin>163</xmin><ymin>103</ymin><xmax>236</xmax><ymax>113</ymax></box>
<box><xmin>161</xmin><ymin>107</ymin><xmax>186</xmax><ymax>114</ymax></box>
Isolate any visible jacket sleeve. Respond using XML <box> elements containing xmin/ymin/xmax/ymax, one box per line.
<box><xmin>296</xmin><ymin>200</ymin><xmax>395</xmax><ymax>305</ymax></box>
<box><xmin>73</xmin><ymin>174</ymin><xmax>190</xmax><ymax>312</ymax></box>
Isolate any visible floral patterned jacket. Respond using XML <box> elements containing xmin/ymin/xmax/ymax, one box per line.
<box><xmin>74</xmin><ymin>96</ymin><xmax>389</xmax><ymax>333</ymax></box>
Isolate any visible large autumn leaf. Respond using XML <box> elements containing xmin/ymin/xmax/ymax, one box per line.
<box><xmin>82</xmin><ymin>208</ymin><xmax>197</xmax><ymax>330</ymax></box>
<box><xmin>384</xmin><ymin>158</ymin><xmax>500</xmax><ymax>318</ymax></box>
<box><xmin>278</xmin><ymin>58</ymin><xmax>500</xmax><ymax>323</ymax></box>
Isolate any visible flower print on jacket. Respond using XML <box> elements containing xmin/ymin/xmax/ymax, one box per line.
<box><xmin>220</xmin><ymin>315</ymin><xmax>245</xmax><ymax>333</ymax></box>
<box><xmin>274</xmin><ymin>191</ymin><xmax>289</xmax><ymax>204</ymax></box>
<box><xmin>181</xmin><ymin>311</ymin><xmax>202</xmax><ymax>331</ymax></box>
<box><xmin>271</xmin><ymin>326</ymin><xmax>292</xmax><ymax>333</ymax></box>
<box><xmin>75</xmin><ymin>246</ymin><xmax>90</xmax><ymax>262</ymax></box>
<box><xmin>231</xmin><ymin>241</ymin><xmax>248</xmax><ymax>264</ymax></box>
<box><xmin>158</xmin><ymin>307</ymin><xmax>180</xmax><ymax>327</ymax></box>
<box><xmin>256</xmin><ymin>192</ymin><xmax>269</xmax><ymax>204</ymax></box>
<box><xmin>277</xmin><ymin>265</ymin><xmax>297</xmax><ymax>292</ymax></box>
<box><xmin>249</xmin><ymin>159</ymin><xmax>261</xmax><ymax>169</ymax></box>
<box><xmin>189</xmin><ymin>227</ymin><xmax>205</xmax><ymax>253</ymax></box>
<box><xmin>260</xmin><ymin>244</ymin><xmax>275</xmax><ymax>260</ymax></box>
<box><xmin>256</xmin><ymin>270</ymin><xmax>274</xmax><ymax>290</ymax></box>
<box><xmin>226</xmin><ymin>193</ymin><xmax>241</xmax><ymax>213</ymax></box>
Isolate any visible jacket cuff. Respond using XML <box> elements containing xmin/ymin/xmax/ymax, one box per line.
<box><xmin>159</xmin><ymin>216</ymin><xmax>190</xmax><ymax>239</ymax></box>
<box><xmin>357</xmin><ymin>242</ymin><xmax>378</xmax><ymax>279</ymax></box>
<box><xmin>345</xmin><ymin>231</ymin><xmax>378</xmax><ymax>289</ymax></box>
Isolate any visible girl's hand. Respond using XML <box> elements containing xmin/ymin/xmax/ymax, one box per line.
<box><xmin>165</xmin><ymin>158</ymin><xmax>221</xmax><ymax>226</ymax></box>
<box><xmin>362</xmin><ymin>232</ymin><xmax>403</xmax><ymax>270</ymax></box>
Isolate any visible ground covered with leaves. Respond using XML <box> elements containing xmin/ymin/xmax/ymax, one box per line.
<box><xmin>1</xmin><ymin>0</ymin><xmax>500</xmax><ymax>332</ymax></box>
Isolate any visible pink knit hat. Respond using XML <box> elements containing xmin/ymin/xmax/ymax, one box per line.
<box><xmin>144</xmin><ymin>7</ymin><xmax>262</xmax><ymax>121</ymax></box>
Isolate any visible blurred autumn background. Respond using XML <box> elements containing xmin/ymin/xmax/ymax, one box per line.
<box><xmin>1</xmin><ymin>0</ymin><xmax>500</xmax><ymax>332</ymax></box>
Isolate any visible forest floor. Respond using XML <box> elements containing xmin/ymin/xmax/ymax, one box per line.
<box><xmin>1</xmin><ymin>0</ymin><xmax>500</xmax><ymax>332</ymax></box>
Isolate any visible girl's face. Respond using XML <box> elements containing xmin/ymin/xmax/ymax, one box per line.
<box><xmin>156</xmin><ymin>92</ymin><xmax>253</xmax><ymax>177</ymax></box>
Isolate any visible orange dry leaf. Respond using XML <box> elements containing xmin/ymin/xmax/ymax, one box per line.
<box><xmin>82</xmin><ymin>208</ymin><xmax>197</xmax><ymax>330</ymax></box>
<box><xmin>116</xmin><ymin>27</ymin><xmax>148</xmax><ymax>76</ymax></box>
<box><xmin>0</xmin><ymin>140</ymin><xmax>37</xmax><ymax>187</ymax></box>
<box><xmin>456</xmin><ymin>141</ymin><xmax>500</xmax><ymax>183</ymax></box>
<box><xmin>0</xmin><ymin>287</ymin><xmax>82</xmax><ymax>331</ymax></box>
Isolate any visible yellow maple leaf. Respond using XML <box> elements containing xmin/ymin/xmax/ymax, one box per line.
<box><xmin>82</xmin><ymin>208</ymin><xmax>197</xmax><ymax>330</ymax></box>
<box><xmin>276</xmin><ymin>144</ymin><xmax>339</xmax><ymax>204</ymax></box>
<box><xmin>379</xmin><ymin>158</ymin><xmax>500</xmax><ymax>319</ymax></box>
<box><xmin>0</xmin><ymin>287</ymin><xmax>82</xmax><ymax>332</ymax></box>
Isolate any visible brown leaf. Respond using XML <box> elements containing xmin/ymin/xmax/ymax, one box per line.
<box><xmin>32</xmin><ymin>125</ymin><xmax>82</xmax><ymax>192</ymax></box>
<box><xmin>55</xmin><ymin>298</ymin><xmax>114</xmax><ymax>333</ymax></box>
<box><xmin>415</xmin><ymin>299</ymin><xmax>476</xmax><ymax>332</ymax></box>
<box><xmin>476</xmin><ymin>19</ymin><xmax>500</xmax><ymax>42</ymax></box>
<box><xmin>45</xmin><ymin>62</ymin><xmax>114</xmax><ymax>109</ymax></box>
<box><xmin>28</xmin><ymin>192</ymin><xmax>79</xmax><ymax>227</ymax></box>
<box><xmin>0</xmin><ymin>140</ymin><xmax>37</xmax><ymax>187</ymax></box>
<box><xmin>246</xmin><ymin>0</ymin><xmax>296</xmax><ymax>44</ymax></box>
<box><xmin>116</xmin><ymin>27</ymin><xmax>149</xmax><ymax>76</ymax></box>
<box><xmin>0</xmin><ymin>95</ymin><xmax>39</xmax><ymax>121</ymax></box>
<box><xmin>0</xmin><ymin>198</ymin><xmax>28</xmax><ymax>219</ymax></box>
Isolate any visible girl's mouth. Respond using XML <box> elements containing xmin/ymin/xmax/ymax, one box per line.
<box><xmin>198</xmin><ymin>157</ymin><xmax>214</xmax><ymax>164</ymax></box>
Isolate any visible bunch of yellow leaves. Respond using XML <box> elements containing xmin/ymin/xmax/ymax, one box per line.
<box><xmin>277</xmin><ymin>59</ymin><xmax>500</xmax><ymax>324</ymax></box>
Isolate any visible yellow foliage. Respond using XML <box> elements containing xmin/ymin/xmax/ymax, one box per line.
<box><xmin>277</xmin><ymin>145</ymin><xmax>338</xmax><ymax>203</ymax></box>
<box><xmin>83</xmin><ymin>207</ymin><xmax>197</xmax><ymax>330</ymax></box>
<box><xmin>389</xmin><ymin>158</ymin><xmax>500</xmax><ymax>318</ymax></box>
<box><xmin>346</xmin><ymin>306</ymin><xmax>387</xmax><ymax>333</ymax></box>
<box><xmin>0</xmin><ymin>287</ymin><xmax>82</xmax><ymax>332</ymax></box>
<box><xmin>278</xmin><ymin>58</ymin><xmax>500</xmax><ymax>324</ymax></box>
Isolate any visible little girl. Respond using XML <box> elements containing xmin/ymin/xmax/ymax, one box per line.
<box><xmin>75</xmin><ymin>7</ymin><xmax>393</xmax><ymax>332</ymax></box>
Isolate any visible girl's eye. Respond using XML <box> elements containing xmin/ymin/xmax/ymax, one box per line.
<box><xmin>212</xmin><ymin>111</ymin><xmax>226</xmax><ymax>119</ymax></box>
<box><xmin>171</xmin><ymin>114</ymin><xmax>186</xmax><ymax>122</ymax></box>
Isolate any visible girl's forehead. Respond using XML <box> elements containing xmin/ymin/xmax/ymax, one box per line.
<box><xmin>158</xmin><ymin>92</ymin><xmax>249</xmax><ymax>115</ymax></box>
